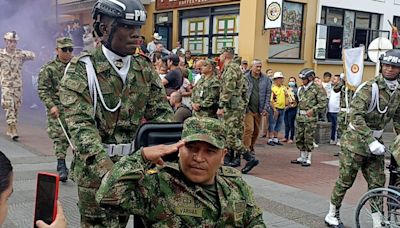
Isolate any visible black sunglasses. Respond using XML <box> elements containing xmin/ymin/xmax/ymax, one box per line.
<box><xmin>61</xmin><ymin>47</ymin><xmax>73</xmax><ymax>52</ymax></box>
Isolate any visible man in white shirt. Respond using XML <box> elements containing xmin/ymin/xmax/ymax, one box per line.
<box><xmin>147</xmin><ymin>33</ymin><xmax>162</xmax><ymax>54</ymax></box>
<box><xmin>327</xmin><ymin>74</ymin><xmax>341</xmax><ymax>144</ymax></box>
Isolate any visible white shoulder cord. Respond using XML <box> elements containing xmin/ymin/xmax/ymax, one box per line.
<box><xmin>80</xmin><ymin>57</ymin><xmax>121</xmax><ymax>117</ymax></box>
<box><xmin>344</xmin><ymin>86</ymin><xmax>349</xmax><ymax>123</ymax></box>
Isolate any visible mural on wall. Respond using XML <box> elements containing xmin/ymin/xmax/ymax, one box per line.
<box><xmin>268</xmin><ymin>1</ymin><xmax>304</xmax><ymax>59</ymax></box>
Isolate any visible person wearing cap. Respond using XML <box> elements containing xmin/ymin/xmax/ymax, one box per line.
<box><xmin>59</xmin><ymin>0</ymin><xmax>173</xmax><ymax>226</ymax></box>
<box><xmin>0</xmin><ymin>31</ymin><xmax>35</xmax><ymax>140</ymax></box>
<box><xmin>217</xmin><ymin>47</ymin><xmax>259</xmax><ymax>174</ymax></box>
<box><xmin>325</xmin><ymin>49</ymin><xmax>400</xmax><ymax>228</ymax></box>
<box><xmin>267</xmin><ymin>71</ymin><xmax>286</xmax><ymax>146</ymax></box>
<box><xmin>96</xmin><ymin>117</ymin><xmax>266</xmax><ymax>227</ymax></box>
<box><xmin>191</xmin><ymin>59</ymin><xmax>221</xmax><ymax>119</ymax></box>
<box><xmin>240</xmin><ymin>59</ymin><xmax>250</xmax><ymax>74</ymax></box>
<box><xmin>38</xmin><ymin>37</ymin><xmax>74</xmax><ymax>182</ymax></box>
<box><xmin>147</xmin><ymin>32</ymin><xmax>162</xmax><ymax>54</ymax></box>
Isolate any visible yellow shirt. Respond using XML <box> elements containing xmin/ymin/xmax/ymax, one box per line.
<box><xmin>271</xmin><ymin>85</ymin><xmax>286</xmax><ymax>109</ymax></box>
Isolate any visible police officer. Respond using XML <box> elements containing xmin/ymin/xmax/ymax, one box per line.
<box><xmin>59</xmin><ymin>0</ymin><xmax>173</xmax><ymax>226</ymax></box>
<box><xmin>217</xmin><ymin>47</ymin><xmax>259</xmax><ymax>174</ymax></box>
<box><xmin>96</xmin><ymin>117</ymin><xmax>266</xmax><ymax>227</ymax></box>
<box><xmin>0</xmin><ymin>31</ymin><xmax>35</xmax><ymax>140</ymax></box>
<box><xmin>290</xmin><ymin>68</ymin><xmax>327</xmax><ymax>167</ymax></box>
<box><xmin>325</xmin><ymin>49</ymin><xmax>400</xmax><ymax>227</ymax></box>
<box><xmin>38</xmin><ymin>37</ymin><xmax>74</xmax><ymax>182</ymax></box>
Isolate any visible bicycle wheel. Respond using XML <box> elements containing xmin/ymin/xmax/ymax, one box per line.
<box><xmin>355</xmin><ymin>188</ymin><xmax>400</xmax><ymax>228</ymax></box>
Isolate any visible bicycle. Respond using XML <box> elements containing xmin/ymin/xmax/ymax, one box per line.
<box><xmin>355</xmin><ymin>155</ymin><xmax>400</xmax><ymax>227</ymax></box>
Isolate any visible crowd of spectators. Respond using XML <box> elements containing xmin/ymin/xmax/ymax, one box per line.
<box><xmin>141</xmin><ymin>32</ymin><xmax>345</xmax><ymax>150</ymax></box>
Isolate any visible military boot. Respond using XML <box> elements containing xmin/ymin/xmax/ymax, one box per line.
<box><xmin>227</xmin><ymin>153</ymin><xmax>241</xmax><ymax>167</ymax></box>
<box><xmin>57</xmin><ymin>159</ymin><xmax>69</xmax><ymax>182</ymax></box>
<box><xmin>324</xmin><ymin>202</ymin><xmax>344</xmax><ymax>228</ymax></box>
<box><xmin>241</xmin><ymin>151</ymin><xmax>259</xmax><ymax>174</ymax></box>
<box><xmin>9</xmin><ymin>124</ymin><xmax>19</xmax><ymax>141</ymax></box>
<box><xmin>223</xmin><ymin>149</ymin><xmax>234</xmax><ymax>166</ymax></box>
<box><xmin>291</xmin><ymin>151</ymin><xmax>306</xmax><ymax>164</ymax></box>
<box><xmin>301</xmin><ymin>152</ymin><xmax>312</xmax><ymax>167</ymax></box>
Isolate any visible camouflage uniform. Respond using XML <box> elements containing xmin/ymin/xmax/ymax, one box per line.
<box><xmin>0</xmin><ymin>48</ymin><xmax>35</xmax><ymax>125</ymax></box>
<box><xmin>296</xmin><ymin>82</ymin><xmax>327</xmax><ymax>152</ymax></box>
<box><xmin>330</xmin><ymin>75</ymin><xmax>400</xmax><ymax>210</ymax></box>
<box><xmin>96</xmin><ymin>117</ymin><xmax>266</xmax><ymax>227</ymax></box>
<box><xmin>191</xmin><ymin>73</ymin><xmax>221</xmax><ymax>118</ymax></box>
<box><xmin>60</xmin><ymin>47</ymin><xmax>173</xmax><ymax>227</ymax></box>
<box><xmin>333</xmin><ymin>80</ymin><xmax>355</xmax><ymax>139</ymax></box>
<box><xmin>219</xmin><ymin>61</ymin><xmax>248</xmax><ymax>154</ymax></box>
<box><xmin>38</xmin><ymin>38</ymin><xmax>72</xmax><ymax>160</ymax></box>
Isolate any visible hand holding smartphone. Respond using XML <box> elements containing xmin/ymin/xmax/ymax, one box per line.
<box><xmin>33</xmin><ymin>172</ymin><xmax>59</xmax><ymax>228</ymax></box>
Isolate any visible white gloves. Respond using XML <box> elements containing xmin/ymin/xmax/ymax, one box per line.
<box><xmin>368</xmin><ymin>140</ymin><xmax>386</xmax><ymax>156</ymax></box>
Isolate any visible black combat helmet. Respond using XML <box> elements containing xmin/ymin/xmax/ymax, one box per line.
<box><xmin>92</xmin><ymin>0</ymin><xmax>147</xmax><ymax>26</ymax></box>
<box><xmin>379</xmin><ymin>49</ymin><xmax>400</xmax><ymax>67</ymax></box>
<box><xmin>298</xmin><ymin>68</ymin><xmax>315</xmax><ymax>80</ymax></box>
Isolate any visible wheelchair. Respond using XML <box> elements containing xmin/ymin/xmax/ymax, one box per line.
<box><xmin>355</xmin><ymin>155</ymin><xmax>400</xmax><ymax>228</ymax></box>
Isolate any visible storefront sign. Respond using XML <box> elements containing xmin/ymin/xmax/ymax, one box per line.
<box><xmin>264</xmin><ymin>0</ymin><xmax>283</xmax><ymax>29</ymax></box>
<box><xmin>156</xmin><ymin>0</ymin><xmax>239</xmax><ymax>11</ymax></box>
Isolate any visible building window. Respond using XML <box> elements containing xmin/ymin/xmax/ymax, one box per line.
<box><xmin>180</xmin><ymin>5</ymin><xmax>239</xmax><ymax>57</ymax></box>
<box><xmin>316</xmin><ymin>6</ymin><xmax>389</xmax><ymax>60</ymax></box>
<box><xmin>268</xmin><ymin>1</ymin><xmax>304</xmax><ymax>59</ymax></box>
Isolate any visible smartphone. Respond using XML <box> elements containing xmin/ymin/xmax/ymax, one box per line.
<box><xmin>33</xmin><ymin>172</ymin><xmax>59</xmax><ymax>228</ymax></box>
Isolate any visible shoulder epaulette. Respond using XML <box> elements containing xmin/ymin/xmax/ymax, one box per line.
<box><xmin>134</xmin><ymin>53</ymin><xmax>151</xmax><ymax>63</ymax></box>
<box><xmin>70</xmin><ymin>52</ymin><xmax>91</xmax><ymax>64</ymax></box>
<box><xmin>219</xmin><ymin>166</ymin><xmax>242</xmax><ymax>177</ymax></box>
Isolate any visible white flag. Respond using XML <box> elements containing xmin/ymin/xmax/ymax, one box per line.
<box><xmin>343</xmin><ymin>47</ymin><xmax>365</xmax><ymax>91</ymax></box>
<box><xmin>264</xmin><ymin>0</ymin><xmax>283</xmax><ymax>29</ymax></box>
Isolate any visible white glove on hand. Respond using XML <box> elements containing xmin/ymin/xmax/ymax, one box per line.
<box><xmin>368</xmin><ymin>140</ymin><xmax>386</xmax><ymax>156</ymax></box>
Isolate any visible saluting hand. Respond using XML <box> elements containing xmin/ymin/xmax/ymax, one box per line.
<box><xmin>142</xmin><ymin>141</ymin><xmax>186</xmax><ymax>166</ymax></box>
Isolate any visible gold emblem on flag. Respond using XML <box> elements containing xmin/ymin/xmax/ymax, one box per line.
<box><xmin>267</xmin><ymin>2</ymin><xmax>281</xmax><ymax>21</ymax></box>
<box><xmin>351</xmin><ymin>64</ymin><xmax>360</xmax><ymax>74</ymax></box>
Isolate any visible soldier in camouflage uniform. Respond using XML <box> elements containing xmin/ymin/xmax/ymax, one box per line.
<box><xmin>38</xmin><ymin>37</ymin><xmax>74</xmax><ymax>182</ymax></box>
<box><xmin>332</xmin><ymin>75</ymin><xmax>354</xmax><ymax>148</ymax></box>
<box><xmin>325</xmin><ymin>49</ymin><xmax>400</xmax><ymax>228</ymax></box>
<box><xmin>217</xmin><ymin>47</ymin><xmax>259</xmax><ymax>174</ymax></box>
<box><xmin>290</xmin><ymin>68</ymin><xmax>327</xmax><ymax>167</ymax></box>
<box><xmin>0</xmin><ymin>31</ymin><xmax>35</xmax><ymax>140</ymax></box>
<box><xmin>191</xmin><ymin>59</ymin><xmax>221</xmax><ymax>119</ymax></box>
<box><xmin>59</xmin><ymin>0</ymin><xmax>173</xmax><ymax>226</ymax></box>
<box><xmin>96</xmin><ymin>117</ymin><xmax>266</xmax><ymax>227</ymax></box>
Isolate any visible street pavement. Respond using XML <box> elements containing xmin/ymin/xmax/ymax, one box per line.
<box><xmin>1</xmin><ymin>107</ymin><xmax>397</xmax><ymax>227</ymax></box>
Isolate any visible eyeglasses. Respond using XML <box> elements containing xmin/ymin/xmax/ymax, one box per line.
<box><xmin>61</xmin><ymin>47</ymin><xmax>73</xmax><ymax>53</ymax></box>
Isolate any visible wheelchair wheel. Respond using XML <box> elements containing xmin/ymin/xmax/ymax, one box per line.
<box><xmin>355</xmin><ymin>188</ymin><xmax>400</xmax><ymax>228</ymax></box>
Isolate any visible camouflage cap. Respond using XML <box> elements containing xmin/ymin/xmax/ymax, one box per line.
<box><xmin>56</xmin><ymin>37</ymin><xmax>73</xmax><ymax>48</ymax></box>
<box><xmin>182</xmin><ymin>117</ymin><xmax>225</xmax><ymax>149</ymax></box>
<box><xmin>221</xmin><ymin>46</ymin><xmax>235</xmax><ymax>55</ymax></box>
<box><xmin>4</xmin><ymin>31</ymin><xmax>19</xmax><ymax>41</ymax></box>
<box><xmin>204</xmin><ymin>58</ymin><xmax>217</xmax><ymax>68</ymax></box>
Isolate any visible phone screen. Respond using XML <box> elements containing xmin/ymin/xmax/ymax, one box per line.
<box><xmin>34</xmin><ymin>173</ymin><xmax>58</xmax><ymax>228</ymax></box>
